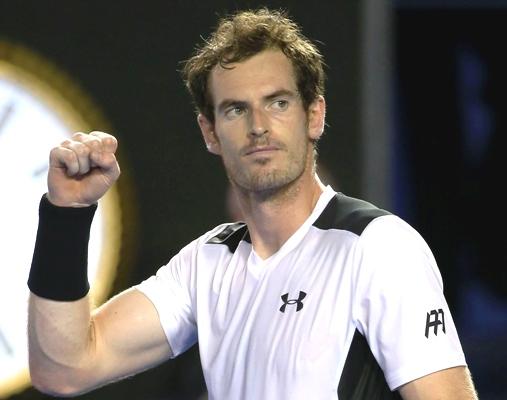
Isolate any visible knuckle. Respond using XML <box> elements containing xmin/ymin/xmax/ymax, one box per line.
<box><xmin>64</xmin><ymin>150</ymin><xmax>77</xmax><ymax>163</ymax></box>
<box><xmin>84</xmin><ymin>136</ymin><xmax>100</xmax><ymax>148</ymax></box>
<box><xmin>74</xmin><ymin>145</ymin><xmax>89</xmax><ymax>157</ymax></box>
<box><xmin>90</xmin><ymin>131</ymin><xmax>117</xmax><ymax>145</ymax></box>
<box><xmin>49</xmin><ymin>146</ymin><xmax>60</xmax><ymax>156</ymax></box>
<box><xmin>50</xmin><ymin>146</ymin><xmax>69</xmax><ymax>160</ymax></box>
<box><xmin>104</xmin><ymin>136</ymin><xmax>117</xmax><ymax>147</ymax></box>
<box><xmin>90</xmin><ymin>130</ymin><xmax>107</xmax><ymax>139</ymax></box>
<box><xmin>71</xmin><ymin>132</ymin><xmax>86</xmax><ymax>140</ymax></box>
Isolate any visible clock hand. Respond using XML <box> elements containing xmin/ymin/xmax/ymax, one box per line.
<box><xmin>0</xmin><ymin>328</ymin><xmax>13</xmax><ymax>356</ymax></box>
<box><xmin>0</xmin><ymin>101</ymin><xmax>15</xmax><ymax>136</ymax></box>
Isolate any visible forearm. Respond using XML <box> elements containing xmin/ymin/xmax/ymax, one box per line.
<box><xmin>27</xmin><ymin>194</ymin><xmax>99</xmax><ymax>395</ymax></box>
<box><xmin>398</xmin><ymin>366</ymin><xmax>479</xmax><ymax>400</ymax></box>
<box><xmin>26</xmin><ymin>133</ymin><xmax>142</xmax><ymax>396</ymax></box>
<box><xmin>28</xmin><ymin>293</ymin><xmax>96</xmax><ymax>395</ymax></box>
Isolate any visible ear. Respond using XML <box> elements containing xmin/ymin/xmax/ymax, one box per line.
<box><xmin>307</xmin><ymin>95</ymin><xmax>326</xmax><ymax>141</ymax></box>
<box><xmin>197</xmin><ymin>114</ymin><xmax>221</xmax><ymax>155</ymax></box>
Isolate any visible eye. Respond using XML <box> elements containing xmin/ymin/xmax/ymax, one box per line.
<box><xmin>224</xmin><ymin>105</ymin><xmax>246</xmax><ymax>120</ymax></box>
<box><xmin>271</xmin><ymin>99</ymin><xmax>289</xmax><ymax>111</ymax></box>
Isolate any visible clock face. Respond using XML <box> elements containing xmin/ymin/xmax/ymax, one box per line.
<box><xmin>0</xmin><ymin>41</ymin><xmax>122</xmax><ymax>398</ymax></box>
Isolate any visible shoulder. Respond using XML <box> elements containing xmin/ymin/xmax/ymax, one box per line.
<box><xmin>315</xmin><ymin>192</ymin><xmax>427</xmax><ymax>249</ymax></box>
<box><xmin>140</xmin><ymin>222</ymin><xmax>247</xmax><ymax>284</ymax></box>
<box><xmin>314</xmin><ymin>192</ymin><xmax>439</xmax><ymax>282</ymax></box>
<box><xmin>347</xmin><ymin>207</ymin><xmax>442</xmax><ymax>293</ymax></box>
<box><xmin>164</xmin><ymin>222</ymin><xmax>250</xmax><ymax>266</ymax></box>
<box><xmin>204</xmin><ymin>222</ymin><xmax>249</xmax><ymax>253</ymax></box>
<box><xmin>185</xmin><ymin>222</ymin><xmax>249</xmax><ymax>248</ymax></box>
<box><xmin>313</xmin><ymin>192</ymin><xmax>391</xmax><ymax>236</ymax></box>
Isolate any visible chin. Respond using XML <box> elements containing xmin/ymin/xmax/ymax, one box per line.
<box><xmin>243</xmin><ymin>167</ymin><xmax>305</xmax><ymax>194</ymax></box>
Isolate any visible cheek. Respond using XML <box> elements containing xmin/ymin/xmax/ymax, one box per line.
<box><xmin>216</xmin><ymin>122</ymin><xmax>247</xmax><ymax>150</ymax></box>
<box><xmin>288</xmin><ymin>120</ymin><xmax>311</xmax><ymax>146</ymax></box>
<box><xmin>216</xmin><ymin>136</ymin><xmax>243</xmax><ymax>168</ymax></box>
<box><xmin>219</xmin><ymin>135</ymin><xmax>239</xmax><ymax>155</ymax></box>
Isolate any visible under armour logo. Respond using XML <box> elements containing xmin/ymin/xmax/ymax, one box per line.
<box><xmin>425</xmin><ymin>309</ymin><xmax>446</xmax><ymax>338</ymax></box>
<box><xmin>279</xmin><ymin>291</ymin><xmax>307</xmax><ymax>313</ymax></box>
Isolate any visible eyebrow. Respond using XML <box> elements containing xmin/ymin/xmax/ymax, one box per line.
<box><xmin>216</xmin><ymin>89</ymin><xmax>298</xmax><ymax>114</ymax></box>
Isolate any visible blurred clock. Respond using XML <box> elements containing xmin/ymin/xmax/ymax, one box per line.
<box><xmin>0</xmin><ymin>39</ymin><xmax>122</xmax><ymax>398</ymax></box>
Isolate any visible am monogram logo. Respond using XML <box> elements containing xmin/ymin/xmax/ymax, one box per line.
<box><xmin>279</xmin><ymin>291</ymin><xmax>307</xmax><ymax>313</ymax></box>
<box><xmin>425</xmin><ymin>309</ymin><xmax>446</xmax><ymax>338</ymax></box>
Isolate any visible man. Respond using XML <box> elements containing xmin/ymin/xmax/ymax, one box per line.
<box><xmin>27</xmin><ymin>8</ymin><xmax>478</xmax><ymax>400</ymax></box>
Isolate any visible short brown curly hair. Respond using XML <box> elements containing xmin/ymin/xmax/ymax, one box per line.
<box><xmin>181</xmin><ymin>8</ymin><xmax>326</xmax><ymax>123</ymax></box>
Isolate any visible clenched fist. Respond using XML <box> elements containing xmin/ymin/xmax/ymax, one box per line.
<box><xmin>47</xmin><ymin>131</ymin><xmax>120</xmax><ymax>207</ymax></box>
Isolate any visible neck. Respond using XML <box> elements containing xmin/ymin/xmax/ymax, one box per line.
<box><xmin>232</xmin><ymin>171</ymin><xmax>326</xmax><ymax>260</ymax></box>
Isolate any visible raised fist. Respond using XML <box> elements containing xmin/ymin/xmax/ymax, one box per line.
<box><xmin>47</xmin><ymin>131</ymin><xmax>120</xmax><ymax>207</ymax></box>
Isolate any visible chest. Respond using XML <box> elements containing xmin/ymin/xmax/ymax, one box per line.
<box><xmin>196</xmin><ymin>232</ymin><xmax>358</xmax><ymax>381</ymax></box>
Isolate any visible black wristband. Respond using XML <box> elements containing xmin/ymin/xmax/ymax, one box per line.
<box><xmin>28</xmin><ymin>194</ymin><xmax>98</xmax><ymax>301</ymax></box>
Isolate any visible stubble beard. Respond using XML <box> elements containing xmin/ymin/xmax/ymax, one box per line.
<box><xmin>226</xmin><ymin>140</ymin><xmax>310</xmax><ymax>200</ymax></box>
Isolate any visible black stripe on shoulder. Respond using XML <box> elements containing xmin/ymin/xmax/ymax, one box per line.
<box><xmin>206</xmin><ymin>222</ymin><xmax>249</xmax><ymax>253</ymax></box>
<box><xmin>314</xmin><ymin>193</ymin><xmax>391</xmax><ymax>235</ymax></box>
<box><xmin>338</xmin><ymin>329</ymin><xmax>402</xmax><ymax>400</ymax></box>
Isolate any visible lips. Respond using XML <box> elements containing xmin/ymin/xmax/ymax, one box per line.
<box><xmin>244</xmin><ymin>145</ymin><xmax>280</xmax><ymax>156</ymax></box>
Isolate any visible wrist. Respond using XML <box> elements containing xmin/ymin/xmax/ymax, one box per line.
<box><xmin>46</xmin><ymin>192</ymin><xmax>96</xmax><ymax>208</ymax></box>
<box><xmin>28</xmin><ymin>193</ymin><xmax>98</xmax><ymax>301</ymax></box>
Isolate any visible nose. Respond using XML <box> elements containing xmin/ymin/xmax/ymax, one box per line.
<box><xmin>248</xmin><ymin>106</ymin><xmax>269</xmax><ymax>137</ymax></box>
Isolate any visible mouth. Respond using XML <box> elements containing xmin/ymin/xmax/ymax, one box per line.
<box><xmin>243</xmin><ymin>145</ymin><xmax>280</xmax><ymax>156</ymax></box>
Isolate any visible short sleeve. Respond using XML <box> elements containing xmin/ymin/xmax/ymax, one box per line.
<box><xmin>353</xmin><ymin>215</ymin><xmax>467</xmax><ymax>390</ymax></box>
<box><xmin>135</xmin><ymin>242</ymin><xmax>198</xmax><ymax>358</ymax></box>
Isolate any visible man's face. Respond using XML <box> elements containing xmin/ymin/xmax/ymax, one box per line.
<box><xmin>199</xmin><ymin>49</ymin><xmax>324</xmax><ymax>195</ymax></box>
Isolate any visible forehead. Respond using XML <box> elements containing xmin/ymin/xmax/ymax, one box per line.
<box><xmin>208</xmin><ymin>49</ymin><xmax>297</xmax><ymax>104</ymax></box>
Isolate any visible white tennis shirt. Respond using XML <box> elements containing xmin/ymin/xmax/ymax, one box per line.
<box><xmin>136</xmin><ymin>186</ymin><xmax>466</xmax><ymax>399</ymax></box>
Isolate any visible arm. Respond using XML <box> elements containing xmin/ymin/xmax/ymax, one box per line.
<box><xmin>28</xmin><ymin>131</ymin><xmax>172</xmax><ymax>396</ymax></box>
<box><xmin>398</xmin><ymin>366</ymin><xmax>478</xmax><ymax>400</ymax></box>
<box><xmin>354</xmin><ymin>218</ymin><xmax>477</xmax><ymax>398</ymax></box>
<box><xmin>29</xmin><ymin>288</ymin><xmax>172</xmax><ymax>396</ymax></box>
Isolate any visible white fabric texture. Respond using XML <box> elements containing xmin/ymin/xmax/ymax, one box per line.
<box><xmin>136</xmin><ymin>186</ymin><xmax>466</xmax><ymax>399</ymax></box>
